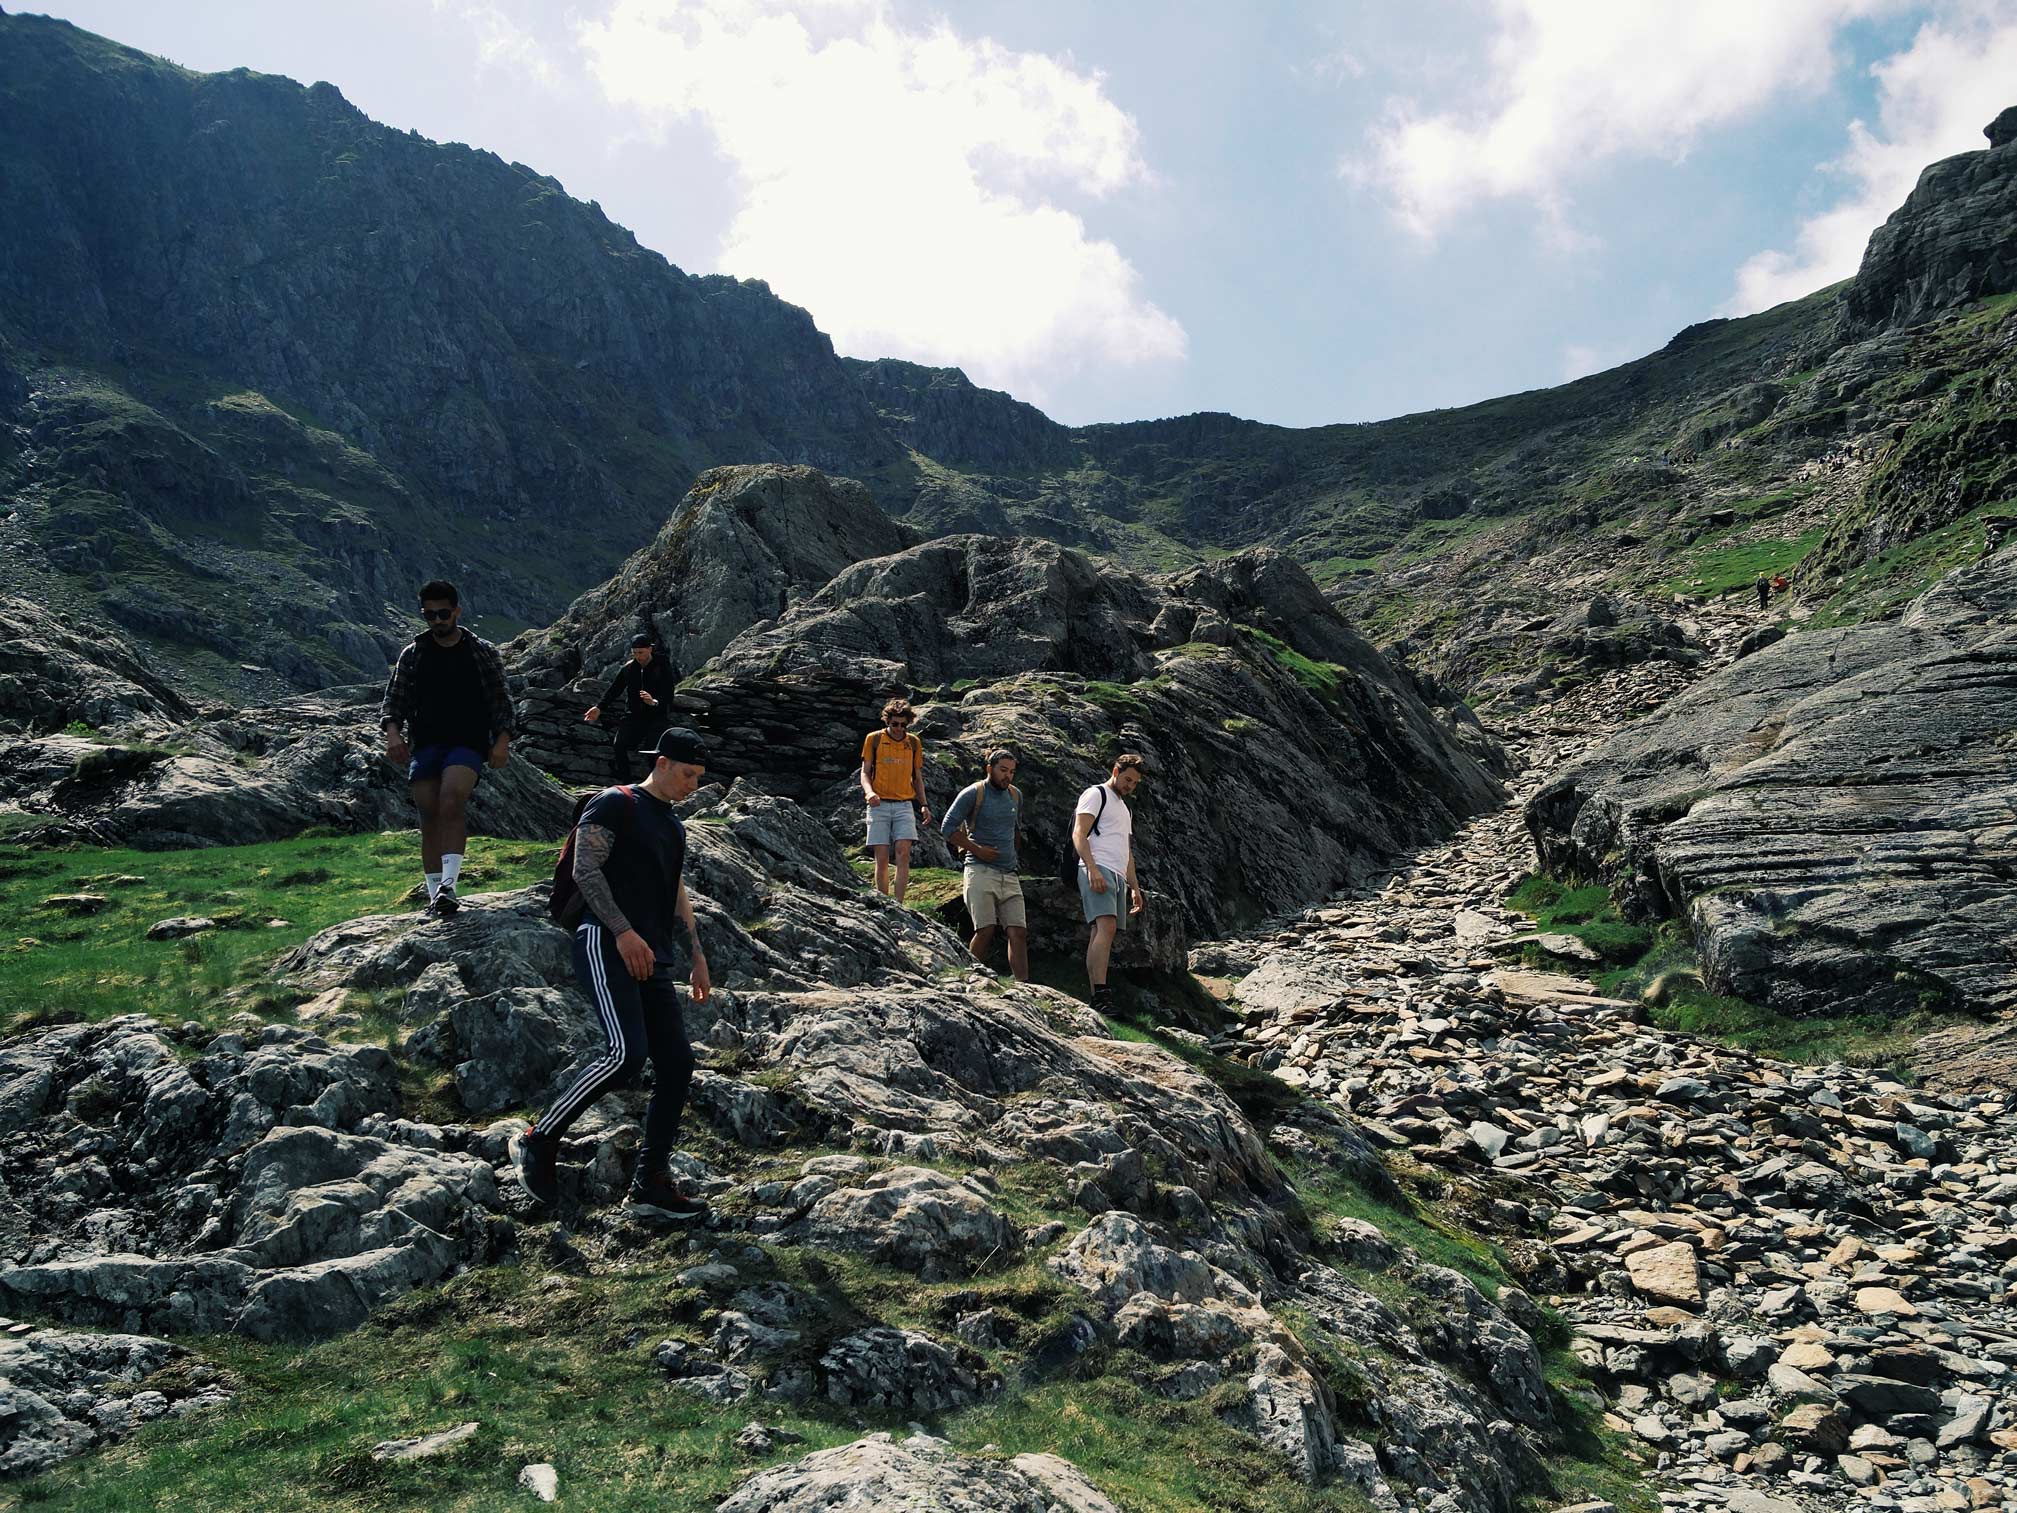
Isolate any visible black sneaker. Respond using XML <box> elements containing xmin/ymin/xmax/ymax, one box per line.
<box><xmin>510</xmin><ymin>1127</ymin><xmax>559</xmax><ymax>1209</ymax></box>
<box><xmin>431</xmin><ymin>884</ymin><xmax>460</xmax><ymax>918</ymax></box>
<box><xmin>1090</xmin><ymin>985</ymin><xmax>1114</xmax><ymax>1012</ymax></box>
<box><xmin>628</xmin><ymin>1169</ymin><xmax>708</xmax><ymax>1223</ymax></box>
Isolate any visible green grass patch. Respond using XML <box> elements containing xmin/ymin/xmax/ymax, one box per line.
<box><xmin>1654</xmin><ymin>528</ymin><xmax>1825</xmax><ymax>599</ymax></box>
<box><xmin>1806</xmin><ymin>500</ymin><xmax>2009</xmax><ymax>627</ymax></box>
<box><xmin>0</xmin><ymin>833</ymin><xmax>553</xmax><ymax>1036</ymax></box>
<box><xmin>848</xmin><ymin>859</ymin><xmax>966</xmax><ymax>914</ymax></box>
<box><xmin>1503</xmin><ymin>877</ymin><xmax>1651</xmax><ymax>964</ymax></box>
<box><xmin>1598</xmin><ymin>925</ymin><xmax>1940</xmax><ymax>1072</ymax></box>
<box><xmin>1282</xmin><ymin>1156</ymin><xmax>1511</xmax><ymax>1298</ymax></box>
<box><xmin>1238</xmin><ymin>627</ymin><xmax>1342</xmax><ymax>701</ymax></box>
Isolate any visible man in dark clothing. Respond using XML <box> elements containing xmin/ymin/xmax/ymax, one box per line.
<box><xmin>512</xmin><ymin>727</ymin><xmax>714</xmax><ymax>1221</ymax></box>
<box><xmin>379</xmin><ymin>580</ymin><xmax>515</xmax><ymax>917</ymax></box>
<box><xmin>584</xmin><ymin>634</ymin><xmax>676</xmax><ymax>781</ymax></box>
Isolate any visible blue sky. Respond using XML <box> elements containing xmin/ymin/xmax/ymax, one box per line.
<box><xmin>23</xmin><ymin>1</ymin><xmax>2017</xmax><ymax>427</ymax></box>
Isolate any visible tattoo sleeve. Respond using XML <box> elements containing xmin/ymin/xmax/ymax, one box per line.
<box><xmin>572</xmin><ymin>822</ymin><xmax>633</xmax><ymax>936</ymax></box>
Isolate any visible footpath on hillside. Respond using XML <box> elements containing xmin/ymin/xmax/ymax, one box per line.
<box><xmin>1207</xmin><ymin>625</ymin><xmax>2017</xmax><ymax>1513</ymax></box>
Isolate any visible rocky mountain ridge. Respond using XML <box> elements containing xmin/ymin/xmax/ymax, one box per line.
<box><xmin>4</xmin><ymin>11</ymin><xmax>2011</xmax><ymax>712</ymax></box>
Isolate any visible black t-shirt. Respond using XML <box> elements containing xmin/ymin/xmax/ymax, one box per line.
<box><xmin>411</xmin><ymin>635</ymin><xmax>491</xmax><ymax>750</ymax></box>
<box><xmin>580</xmin><ymin>784</ymin><xmax>688</xmax><ymax>963</ymax></box>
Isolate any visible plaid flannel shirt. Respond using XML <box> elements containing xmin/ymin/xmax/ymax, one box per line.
<box><xmin>379</xmin><ymin>630</ymin><xmax>516</xmax><ymax>743</ymax></box>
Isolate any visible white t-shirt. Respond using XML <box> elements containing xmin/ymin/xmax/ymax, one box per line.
<box><xmin>1074</xmin><ymin>783</ymin><xmax>1133</xmax><ymax>877</ymax></box>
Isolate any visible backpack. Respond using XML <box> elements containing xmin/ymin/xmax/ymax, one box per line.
<box><xmin>952</xmin><ymin>779</ymin><xmax>1021</xmax><ymax>863</ymax></box>
<box><xmin>1058</xmin><ymin>784</ymin><xmax>1107</xmax><ymax>888</ymax></box>
<box><xmin>549</xmin><ymin>785</ymin><xmax>636</xmax><ymax>926</ymax></box>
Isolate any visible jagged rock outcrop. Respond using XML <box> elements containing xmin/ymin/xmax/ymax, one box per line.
<box><xmin>0</xmin><ymin>1330</ymin><xmax>230</xmax><ymax>1476</ymax></box>
<box><xmin>0</xmin><ymin>596</ymin><xmax>195</xmax><ymax>732</ymax></box>
<box><xmin>0</xmin><ymin>684</ymin><xmax>572</xmax><ymax>849</ymax></box>
<box><xmin>510</xmin><ymin>464</ymin><xmax>915</xmax><ymax>687</ymax></box>
<box><xmin>1526</xmin><ymin>559</ymin><xmax>2017</xmax><ymax>1016</ymax></box>
<box><xmin>508</xmin><ymin>464</ymin><xmax>914</xmax><ymax>781</ymax></box>
<box><xmin>715</xmin><ymin>1432</ymin><xmax>1122</xmax><ymax>1513</ymax></box>
<box><xmin>1843</xmin><ymin>106</ymin><xmax>2017</xmax><ymax>335</ymax></box>
<box><xmin>682</xmin><ymin>528</ymin><xmax>1500</xmax><ymax>936</ymax></box>
<box><xmin>0</xmin><ymin>780</ymin><xmax>1576</xmax><ymax>1508</ymax></box>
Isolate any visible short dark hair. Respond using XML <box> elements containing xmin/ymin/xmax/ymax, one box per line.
<box><xmin>1114</xmin><ymin>753</ymin><xmax>1146</xmax><ymax>774</ymax></box>
<box><xmin>418</xmin><ymin>579</ymin><xmax>459</xmax><ymax>606</ymax></box>
<box><xmin>986</xmin><ymin>748</ymin><xmax>1018</xmax><ymax>767</ymax></box>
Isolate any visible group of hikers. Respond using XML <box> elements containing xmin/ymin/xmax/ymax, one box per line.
<box><xmin>379</xmin><ymin>581</ymin><xmax>1147</xmax><ymax>1223</ymax></box>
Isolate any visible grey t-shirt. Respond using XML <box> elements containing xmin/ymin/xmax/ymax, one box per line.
<box><xmin>942</xmin><ymin>779</ymin><xmax>1020</xmax><ymax>871</ymax></box>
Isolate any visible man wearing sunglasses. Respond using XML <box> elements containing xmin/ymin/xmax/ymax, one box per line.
<box><xmin>379</xmin><ymin>579</ymin><xmax>516</xmax><ymax>916</ymax></box>
<box><xmin>860</xmin><ymin>696</ymin><xmax>931</xmax><ymax>904</ymax></box>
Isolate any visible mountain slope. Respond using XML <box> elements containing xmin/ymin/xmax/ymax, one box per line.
<box><xmin>1</xmin><ymin>10</ymin><xmax>2011</xmax><ymax>718</ymax></box>
<box><xmin>0</xmin><ymin>13</ymin><xmax>913</xmax><ymax>698</ymax></box>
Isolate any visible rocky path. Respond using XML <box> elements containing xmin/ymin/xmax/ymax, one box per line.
<box><xmin>1213</xmin><ymin>670</ymin><xmax>2017</xmax><ymax>1513</ymax></box>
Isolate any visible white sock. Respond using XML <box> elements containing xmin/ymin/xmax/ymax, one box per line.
<box><xmin>441</xmin><ymin>853</ymin><xmax>463</xmax><ymax>890</ymax></box>
<box><xmin>425</xmin><ymin>871</ymin><xmax>442</xmax><ymax>901</ymax></box>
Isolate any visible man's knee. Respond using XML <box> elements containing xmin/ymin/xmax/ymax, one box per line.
<box><xmin>1091</xmin><ymin>917</ymin><xmax>1117</xmax><ymax>944</ymax></box>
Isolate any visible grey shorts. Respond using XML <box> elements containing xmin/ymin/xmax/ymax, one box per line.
<box><xmin>865</xmin><ymin>801</ymin><xmax>919</xmax><ymax>847</ymax></box>
<box><xmin>1078</xmin><ymin>864</ymin><xmax>1128</xmax><ymax>927</ymax></box>
<box><xmin>963</xmin><ymin>867</ymin><xmax>1027</xmax><ymax>930</ymax></box>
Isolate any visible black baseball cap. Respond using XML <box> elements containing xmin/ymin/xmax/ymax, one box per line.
<box><xmin>630</xmin><ymin>633</ymin><xmax>653</xmax><ymax>648</ymax></box>
<box><xmin>639</xmin><ymin>726</ymin><xmax>707</xmax><ymax>764</ymax></box>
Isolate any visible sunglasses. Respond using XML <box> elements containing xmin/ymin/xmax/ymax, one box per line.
<box><xmin>889</xmin><ymin>716</ymin><xmax>913</xmax><ymax>726</ymax></box>
<box><xmin>421</xmin><ymin>607</ymin><xmax>456</xmax><ymax>622</ymax></box>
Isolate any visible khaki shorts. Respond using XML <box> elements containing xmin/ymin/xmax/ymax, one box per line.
<box><xmin>962</xmin><ymin>867</ymin><xmax>1027</xmax><ymax>930</ymax></box>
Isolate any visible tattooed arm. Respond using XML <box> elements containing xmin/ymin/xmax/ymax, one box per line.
<box><xmin>572</xmin><ymin>822</ymin><xmax>632</xmax><ymax>937</ymax></box>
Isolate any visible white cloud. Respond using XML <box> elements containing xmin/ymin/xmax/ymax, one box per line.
<box><xmin>1350</xmin><ymin>0</ymin><xmax>1900</xmax><ymax>241</ymax></box>
<box><xmin>435</xmin><ymin>1</ymin><xmax>560</xmax><ymax>89</ymax></box>
<box><xmin>1725</xmin><ymin>4</ymin><xmax>2017</xmax><ymax>314</ymax></box>
<box><xmin>575</xmin><ymin>0</ymin><xmax>1184</xmax><ymax>399</ymax></box>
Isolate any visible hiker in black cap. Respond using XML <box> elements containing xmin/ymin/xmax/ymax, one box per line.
<box><xmin>513</xmin><ymin>726</ymin><xmax>713</xmax><ymax>1221</ymax></box>
<box><xmin>584</xmin><ymin>633</ymin><xmax>677</xmax><ymax>781</ymax></box>
<box><xmin>379</xmin><ymin>579</ymin><xmax>515</xmax><ymax>918</ymax></box>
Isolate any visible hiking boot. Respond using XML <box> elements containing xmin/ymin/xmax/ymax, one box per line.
<box><xmin>628</xmin><ymin>1169</ymin><xmax>708</xmax><ymax>1223</ymax></box>
<box><xmin>1090</xmin><ymin>984</ymin><xmax>1114</xmax><ymax>1013</ymax></box>
<box><xmin>431</xmin><ymin>884</ymin><xmax>461</xmax><ymax>918</ymax></box>
<box><xmin>510</xmin><ymin>1127</ymin><xmax>560</xmax><ymax>1209</ymax></box>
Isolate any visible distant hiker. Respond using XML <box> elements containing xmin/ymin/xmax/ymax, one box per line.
<box><xmin>861</xmin><ymin>697</ymin><xmax>931</xmax><ymax>904</ymax></box>
<box><xmin>1074</xmin><ymin>753</ymin><xmax>1145</xmax><ymax>1013</ymax></box>
<box><xmin>584</xmin><ymin>633</ymin><xmax>676</xmax><ymax>781</ymax></box>
<box><xmin>379</xmin><ymin>579</ymin><xmax>515</xmax><ymax>918</ymax></box>
<box><xmin>943</xmin><ymin>749</ymin><xmax>1028</xmax><ymax>981</ymax></box>
<box><xmin>1754</xmin><ymin>573</ymin><xmax>1771</xmax><ymax>611</ymax></box>
<box><xmin>1770</xmin><ymin>573</ymin><xmax>1790</xmax><ymax>594</ymax></box>
<box><xmin>513</xmin><ymin>727</ymin><xmax>713</xmax><ymax>1221</ymax></box>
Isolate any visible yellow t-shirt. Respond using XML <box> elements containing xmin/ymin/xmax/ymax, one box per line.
<box><xmin>862</xmin><ymin>729</ymin><xmax>922</xmax><ymax>801</ymax></box>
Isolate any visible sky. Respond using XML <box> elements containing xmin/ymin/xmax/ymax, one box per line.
<box><xmin>21</xmin><ymin>0</ymin><xmax>2017</xmax><ymax>428</ymax></box>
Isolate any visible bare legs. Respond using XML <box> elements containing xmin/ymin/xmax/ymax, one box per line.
<box><xmin>410</xmin><ymin>765</ymin><xmax>477</xmax><ymax>872</ymax></box>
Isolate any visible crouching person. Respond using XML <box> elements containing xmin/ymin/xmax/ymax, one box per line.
<box><xmin>943</xmin><ymin>749</ymin><xmax>1028</xmax><ymax>981</ymax></box>
<box><xmin>512</xmin><ymin>727</ymin><xmax>713</xmax><ymax>1220</ymax></box>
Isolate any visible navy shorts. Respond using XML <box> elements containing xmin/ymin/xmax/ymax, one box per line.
<box><xmin>408</xmin><ymin>744</ymin><xmax>485</xmax><ymax>782</ymax></box>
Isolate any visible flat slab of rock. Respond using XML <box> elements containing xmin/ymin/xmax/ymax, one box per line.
<box><xmin>372</xmin><ymin>1421</ymin><xmax>478</xmax><ymax>1461</ymax></box>
<box><xmin>1526</xmin><ymin>558</ymin><xmax>2017</xmax><ymax>1016</ymax></box>
<box><xmin>146</xmin><ymin>916</ymin><xmax>217</xmax><ymax>941</ymax></box>
<box><xmin>1622</xmin><ymin>1240</ymin><xmax>1701</xmax><ymax>1307</ymax></box>
<box><xmin>714</xmin><ymin>1432</ymin><xmax>1121</xmax><ymax>1513</ymax></box>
